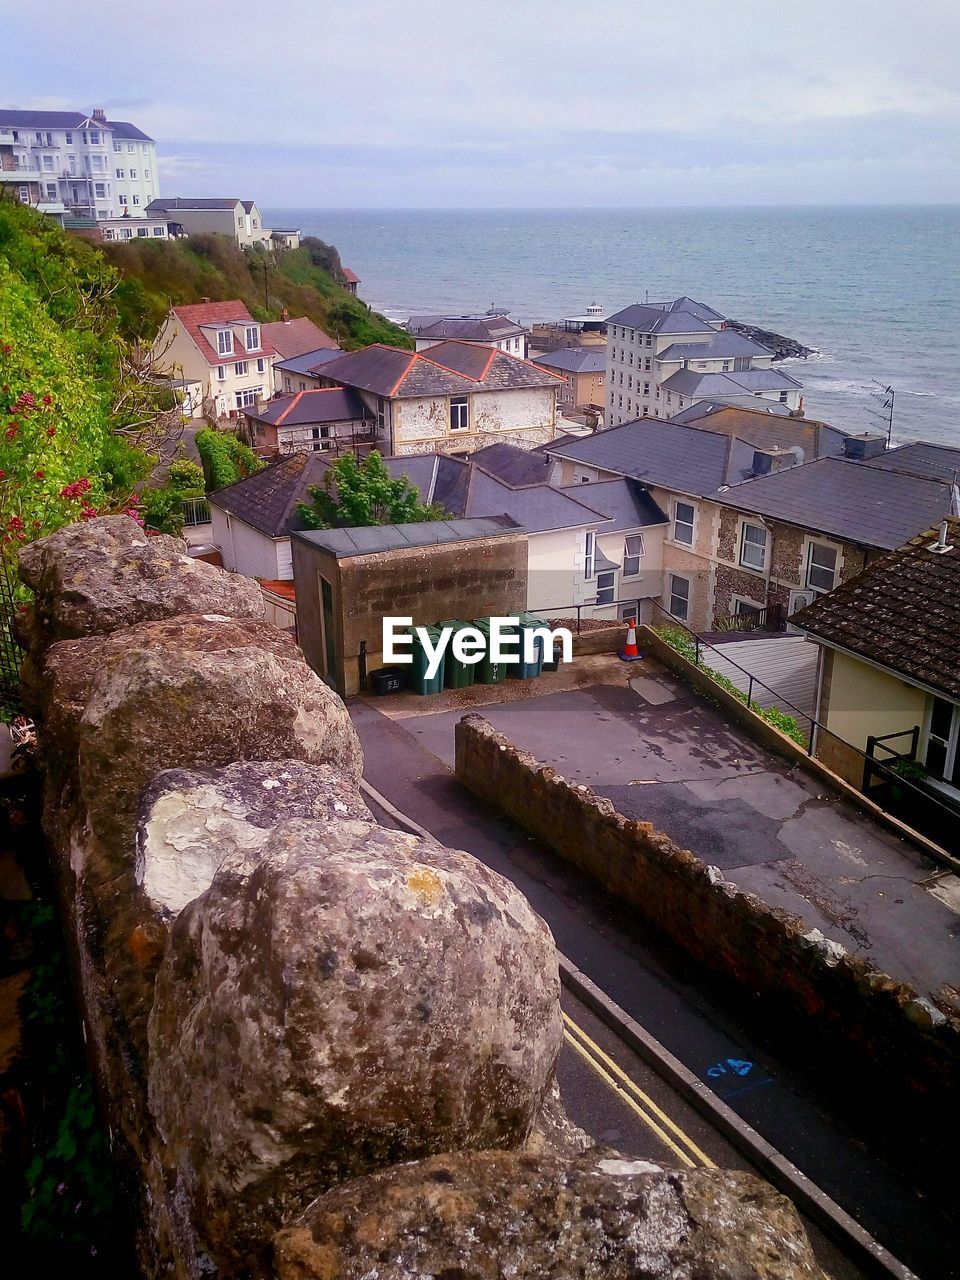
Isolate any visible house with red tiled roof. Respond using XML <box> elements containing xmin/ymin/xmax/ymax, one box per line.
<box><xmin>153</xmin><ymin>300</ymin><xmax>277</xmax><ymax>420</ymax></box>
<box><xmin>315</xmin><ymin>339</ymin><xmax>563</xmax><ymax>457</ymax></box>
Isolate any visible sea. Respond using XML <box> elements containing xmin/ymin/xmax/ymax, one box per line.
<box><xmin>264</xmin><ymin>206</ymin><xmax>960</xmax><ymax>448</ymax></box>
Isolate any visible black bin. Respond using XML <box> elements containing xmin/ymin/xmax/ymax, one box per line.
<box><xmin>369</xmin><ymin>667</ymin><xmax>408</xmax><ymax>696</ymax></box>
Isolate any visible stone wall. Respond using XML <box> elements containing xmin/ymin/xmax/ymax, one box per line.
<box><xmin>455</xmin><ymin>714</ymin><xmax>960</xmax><ymax>1114</ymax></box>
<box><xmin>19</xmin><ymin>516</ymin><xmax>824</xmax><ymax>1279</ymax></box>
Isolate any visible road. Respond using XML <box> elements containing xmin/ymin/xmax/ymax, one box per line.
<box><xmin>351</xmin><ymin>697</ymin><xmax>956</xmax><ymax>1280</ymax></box>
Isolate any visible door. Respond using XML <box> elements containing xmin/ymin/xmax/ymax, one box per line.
<box><xmin>787</xmin><ymin>589</ymin><xmax>814</xmax><ymax>633</ymax></box>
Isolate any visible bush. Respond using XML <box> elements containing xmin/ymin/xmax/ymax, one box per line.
<box><xmin>167</xmin><ymin>457</ymin><xmax>205</xmax><ymax>492</ymax></box>
<box><xmin>195</xmin><ymin>428</ymin><xmax>263</xmax><ymax>491</ymax></box>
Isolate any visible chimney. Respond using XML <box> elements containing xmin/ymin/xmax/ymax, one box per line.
<box><xmin>281</xmin><ymin>307</ymin><xmax>290</xmax><ymax>324</ymax></box>
<box><xmin>200</xmin><ymin>296</ymin><xmax>211</xmax><ymax>304</ymax></box>
<box><xmin>92</xmin><ymin>108</ymin><xmax>107</xmax><ymax>123</ymax></box>
<box><xmin>842</xmin><ymin>433</ymin><xmax>887</xmax><ymax>461</ymax></box>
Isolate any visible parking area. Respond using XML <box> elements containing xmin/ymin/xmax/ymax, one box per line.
<box><xmin>390</xmin><ymin>665</ymin><xmax>958</xmax><ymax>1009</ymax></box>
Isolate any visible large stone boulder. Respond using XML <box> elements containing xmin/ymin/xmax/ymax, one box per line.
<box><xmin>148</xmin><ymin>819</ymin><xmax>562</xmax><ymax>1273</ymax></box>
<box><xmin>60</xmin><ymin>615</ymin><xmax>363</xmax><ymax>880</ymax></box>
<box><xmin>137</xmin><ymin>760</ymin><xmax>372</xmax><ymax>918</ymax></box>
<box><xmin>274</xmin><ymin>1151</ymin><xmax>825</xmax><ymax>1280</ymax></box>
<box><xmin>19</xmin><ymin>515</ymin><xmax>264</xmax><ymax>651</ymax></box>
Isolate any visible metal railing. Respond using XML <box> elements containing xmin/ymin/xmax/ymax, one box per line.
<box><xmin>711</xmin><ymin>602</ymin><xmax>786</xmax><ymax>634</ymax></box>
<box><xmin>181</xmin><ymin>497</ymin><xmax>210</xmax><ymax>527</ymax></box>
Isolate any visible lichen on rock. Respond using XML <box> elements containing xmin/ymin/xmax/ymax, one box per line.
<box><xmin>148</xmin><ymin>818</ymin><xmax>563</xmax><ymax>1272</ymax></box>
<box><xmin>273</xmin><ymin>1150</ymin><xmax>827</xmax><ymax>1280</ymax></box>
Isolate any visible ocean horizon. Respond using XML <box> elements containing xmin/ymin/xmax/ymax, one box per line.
<box><xmin>265</xmin><ymin>205</ymin><xmax>960</xmax><ymax>448</ymax></box>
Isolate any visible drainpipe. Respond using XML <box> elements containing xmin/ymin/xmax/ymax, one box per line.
<box><xmin>358</xmin><ymin>639</ymin><xmax>368</xmax><ymax>691</ymax></box>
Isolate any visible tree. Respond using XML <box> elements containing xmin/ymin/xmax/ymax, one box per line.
<box><xmin>296</xmin><ymin>451</ymin><xmax>447</xmax><ymax>529</ymax></box>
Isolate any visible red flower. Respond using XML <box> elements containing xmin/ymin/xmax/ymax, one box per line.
<box><xmin>8</xmin><ymin>516</ymin><xmax>24</xmax><ymax>531</ymax></box>
<box><xmin>79</xmin><ymin>505</ymin><xmax>99</xmax><ymax>521</ymax></box>
<box><xmin>34</xmin><ymin>470</ymin><xmax>45</xmax><ymax>480</ymax></box>
<box><xmin>32</xmin><ymin>521</ymin><xmax>42</xmax><ymax>530</ymax></box>
<box><xmin>46</xmin><ymin>426</ymin><xmax>57</xmax><ymax>437</ymax></box>
<box><xmin>41</xmin><ymin>394</ymin><xmax>52</xmax><ymax>406</ymax></box>
<box><xmin>1</xmin><ymin>345</ymin><xmax>10</xmax><ymax>356</ymax></box>
<box><xmin>4</xmin><ymin>426</ymin><xmax>17</xmax><ymax>441</ymax></box>
<box><xmin>0</xmin><ymin>470</ymin><xmax>5</xmax><ymax>479</ymax></box>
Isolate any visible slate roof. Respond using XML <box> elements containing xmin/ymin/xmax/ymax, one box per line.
<box><xmin>605</xmin><ymin>296</ymin><xmax>723</xmax><ymax>334</ymax></box>
<box><xmin>274</xmin><ymin>349</ymin><xmax>344</xmax><ymax>377</ymax></box>
<box><xmin>408</xmin><ymin>314</ymin><xmax>525</xmax><ymax>342</ymax></box>
<box><xmin>661</xmin><ymin>367</ymin><xmax>801</xmax><ymax>397</ymax></box>
<box><xmin>247</xmin><ymin>388</ymin><xmax>369</xmax><ymax>428</ymax></box>
<box><xmin>545</xmin><ymin>418</ymin><xmax>755</xmax><ymax>496</ymax></box>
<box><xmin>293</xmin><ymin>516</ymin><xmax>523</xmax><ymax>559</ymax></box>
<box><xmin>107</xmin><ymin>119</ymin><xmax>153</xmax><ymax>141</ymax></box>
<box><xmin>261</xmin><ymin>317</ymin><xmax>338</xmax><ymax>359</ymax></box>
<box><xmin>670</xmin><ymin>399</ymin><xmax>794</xmax><ymax>424</ymax></box>
<box><xmin>318</xmin><ymin>340</ymin><xmax>562</xmax><ymax>399</ymax></box>
<box><xmin>863</xmin><ymin>442</ymin><xmax>960</xmax><ymax>483</ymax></box>
<box><xmin>666</xmin><ymin>404</ymin><xmax>848</xmax><ymax>461</ymax></box>
<box><xmin>0</xmin><ymin>110</ymin><xmax>154</xmax><ymax>140</ymax></box>
<box><xmin>467</xmin><ymin>443</ymin><xmax>553</xmax><ymax>486</ymax></box>
<box><xmin>716</xmin><ymin>457</ymin><xmax>955</xmax><ymax>550</ymax></box>
<box><xmin>559</xmin><ymin>477</ymin><xmax>669</xmax><ymax>532</ymax></box>
<box><xmin>148</xmin><ymin>197</ymin><xmax>243</xmax><ymax>212</ymax></box>
<box><xmin>530</xmin><ymin>348</ymin><xmax>606</xmax><ymax>374</ymax></box>
<box><xmin>791</xmin><ymin>518</ymin><xmax>960</xmax><ymax>700</ymax></box>
<box><xmin>209</xmin><ymin>453</ymin><xmax>331</xmax><ymax>538</ymax></box>
<box><xmin>657</xmin><ymin>332</ymin><xmax>773</xmax><ymax>362</ymax></box>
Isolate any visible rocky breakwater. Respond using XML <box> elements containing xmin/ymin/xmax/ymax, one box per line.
<box><xmin>726</xmin><ymin>318</ymin><xmax>815</xmax><ymax>361</ymax></box>
<box><xmin>18</xmin><ymin>516</ymin><xmax>826</xmax><ymax>1278</ymax></box>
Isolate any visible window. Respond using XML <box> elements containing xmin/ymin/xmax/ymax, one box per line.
<box><xmin>257</xmin><ymin>357</ymin><xmax>265</xmax><ymax>373</ymax></box>
<box><xmin>619</xmin><ymin>602</ymin><xmax>639</xmax><ymax>622</ymax></box>
<box><xmin>644</xmin><ymin>358</ymin><xmax>651</xmax><ymax>371</ymax></box>
<box><xmin>65</xmin><ymin>131</ymin><xmax>72</xmax><ymax>144</ymax></box>
<box><xmin>924</xmin><ymin>697</ymin><xmax>960</xmax><ymax>787</ymax></box>
<box><xmin>45</xmin><ymin>183</ymin><xmax>56</xmax><ymax>200</ymax></box>
<box><xmin>127</xmin><ymin>143</ymin><xmax>134</xmax><ymax>153</ymax></box>
<box><xmin>245</xmin><ymin>324</ymin><xmax>260</xmax><ymax>350</ymax></box>
<box><xmin>217</xmin><ymin>329</ymin><xmax>233</xmax><ymax>356</ymax></box>
<box><xmin>643</xmin><ymin>381</ymin><xmax>650</xmax><ymax>395</ymax></box>
<box><xmin>779</xmin><ymin>391</ymin><xmax>789</xmax><ymax>403</ymax></box>
<box><xmin>584</xmin><ymin>530</ymin><xmax>596</xmax><ymax>579</ymax></box>
<box><xmin>722</xmin><ymin>361</ymin><xmax>730</xmax><ymax>372</ymax></box>
<box><xmin>90</xmin><ymin>130</ymin><xmax>100</xmax><ymax>144</ymax></box>
<box><xmin>449</xmin><ymin>396</ymin><xmax>469</xmax><ymax>431</ymax></box>
<box><xmin>235</xmin><ymin>361</ymin><xmax>248</xmax><ymax>375</ymax></box>
<box><xmin>595</xmin><ymin>570</ymin><xmax>616</xmax><ymax>605</ymax></box>
<box><xmin>645</xmin><ymin>334</ymin><xmax>652</xmax><ymax>347</ymax></box>
<box><xmin>144</xmin><ymin>169</ymin><xmax>150</xmax><ymax>179</ymax></box>
<box><xmin>121</xmin><ymin>228</ymin><xmax>133</xmax><ymax>240</ymax></box>
<box><xmin>41</xmin><ymin>154</ymin><xmax>53</xmax><ymax>171</ymax></box>
<box><xmin>114</xmin><ymin>141</ymin><xmax>122</xmax><ymax>152</ymax></box>
<box><xmin>137</xmin><ymin>227</ymin><xmax>148</xmax><ymax>237</ymax></box>
<box><xmin>95</xmin><ymin>183</ymin><xmax>106</xmax><ymax>198</ymax></box>
<box><xmin>116</xmin><ymin>169</ymin><xmax>125</xmax><ymax>178</ymax></box>
<box><xmin>739</xmin><ymin>522</ymin><xmax>767</xmax><ymax>570</ymax></box>
<box><xmin>153</xmin><ymin>226</ymin><xmax>164</xmax><ymax>236</ymax></box>
<box><xmin>118</xmin><ymin>194</ymin><xmax>127</xmax><ymax>205</ymax></box>
<box><xmin>806</xmin><ymin>542</ymin><xmax>838</xmax><ymax>592</ymax></box>
<box><xmin>672</xmin><ymin>501</ymin><xmax>695</xmax><ymax>546</ymax></box>
<box><xmin>132</xmin><ymin>194</ymin><xmax>140</xmax><ymax>205</ymax></box>
<box><xmin>235</xmin><ymin>387</ymin><xmax>262</xmax><ymax>408</ymax></box>
<box><xmin>622</xmin><ymin>534</ymin><xmax>644</xmax><ymax>576</ymax></box>
<box><xmin>216</xmin><ymin>365</ymin><xmax>226</xmax><ymax>382</ymax></box>
<box><xmin>130</xmin><ymin>168</ymin><xmax>137</xmax><ymax>178</ymax></box>
<box><xmin>669</xmin><ymin>574</ymin><xmax>691</xmax><ymax>621</ymax></box>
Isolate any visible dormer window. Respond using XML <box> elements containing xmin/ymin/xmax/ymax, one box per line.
<box><xmin>245</xmin><ymin>325</ymin><xmax>260</xmax><ymax>351</ymax></box>
<box><xmin>217</xmin><ymin>330</ymin><xmax>233</xmax><ymax>356</ymax></box>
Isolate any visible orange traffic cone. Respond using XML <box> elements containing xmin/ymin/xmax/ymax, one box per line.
<box><xmin>619</xmin><ymin>617</ymin><xmax>642</xmax><ymax>662</ymax></box>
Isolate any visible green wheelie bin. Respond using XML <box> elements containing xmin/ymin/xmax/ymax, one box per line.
<box><xmin>407</xmin><ymin>624</ymin><xmax>446</xmax><ymax>695</ymax></box>
<box><xmin>522</xmin><ymin>612</ymin><xmax>561</xmax><ymax>672</ymax></box>
<box><xmin>513</xmin><ymin>612</ymin><xmax>545</xmax><ymax>679</ymax></box>
<box><xmin>437</xmin><ymin>619</ymin><xmax>476</xmax><ymax>690</ymax></box>
<box><xmin>472</xmin><ymin>617</ymin><xmax>509</xmax><ymax>685</ymax></box>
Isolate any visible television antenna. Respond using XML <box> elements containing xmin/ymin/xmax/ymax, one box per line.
<box><xmin>867</xmin><ymin>381</ymin><xmax>895</xmax><ymax>446</ymax></box>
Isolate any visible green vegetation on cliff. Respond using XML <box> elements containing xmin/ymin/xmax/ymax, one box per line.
<box><xmin>102</xmin><ymin>233</ymin><xmax>412</xmax><ymax>350</ymax></box>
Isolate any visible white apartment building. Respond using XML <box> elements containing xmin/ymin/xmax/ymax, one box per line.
<box><xmin>406</xmin><ymin>311</ymin><xmax>527</xmax><ymax>356</ymax></box>
<box><xmin>604</xmin><ymin>296</ymin><xmax>802</xmax><ymax>427</ymax></box>
<box><xmin>0</xmin><ymin>108</ymin><xmax>157</xmax><ymax>221</ymax></box>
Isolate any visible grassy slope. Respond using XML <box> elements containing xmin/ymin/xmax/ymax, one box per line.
<box><xmin>100</xmin><ymin>232</ymin><xmax>412</xmax><ymax>350</ymax></box>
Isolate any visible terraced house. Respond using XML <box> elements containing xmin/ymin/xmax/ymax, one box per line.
<box><xmin>314</xmin><ymin>340</ymin><xmax>562</xmax><ymax>457</ymax></box>
<box><xmin>543</xmin><ymin>410</ymin><xmax>960</xmax><ymax>631</ymax></box>
<box><xmin>604</xmin><ymin>295</ymin><xmax>802</xmax><ymax>427</ymax></box>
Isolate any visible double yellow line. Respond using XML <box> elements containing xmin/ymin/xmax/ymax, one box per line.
<box><xmin>562</xmin><ymin>1011</ymin><xmax>715</xmax><ymax>1170</ymax></box>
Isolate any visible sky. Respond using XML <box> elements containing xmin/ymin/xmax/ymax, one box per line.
<box><xmin>5</xmin><ymin>0</ymin><xmax>960</xmax><ymax>208</ymax></box>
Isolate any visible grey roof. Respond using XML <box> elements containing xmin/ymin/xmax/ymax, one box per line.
<box><xmin>660</xmin><ymin>367</ymin><xmax>801</xmax><ymax>397</ymax></box>
<box><xmin>863</xmin><ymin>442</ymin><xmax>960</xmax><ymax>483</ymax></box>
<box><xmin>274</xmin><ymin>348</ymin><xmax>345</xmax><ymax>377</ymax></box>
<box><xmin>0</xmin><ymin>109</ymin><xmax>153</xmax><ymax>139</ymax></box>
<box><xmin>407</xmin><ymin>314</ymin><xmax>526</xmax><ymax>342</ymax></box>
<box><xmin>146</xmin><ymin>197</ymin><xmax>244</xmax><ymax>212</ymax></box>
<box><xmin>670</xmin><ymin>399</ymin><xmax>794</xmax><ymax>424</ymax></box>
<box><xmin>605</xmin><ymin>296</ymin><xmax>723</xmax><ymax>334</ymax></box>
<box><xmin>560</xmin><ymin>477</ymin><xmax>668</xmax><ymax>532</ymax></box>
<box><xmin>716</xmin><ymin>457</ymin><xmax>955</xmax><ymax>550</ymax></box>
<box><xmin>467</xmin><ymin>442</ymin><xmax>553</xmax><ymax>486</ymax></box>
<box><xmin>657</xmin><ymin>332</ymin><xmax>773</xmax><ymax>362</ymax></box>
<box><xmin>530</xmin><ymin>348</ymin><xmax>606</xmax><ymax>374</ymax></box>
<box><xmin>383</xmin><ymin>455</ymin><xmax>472</xmax><ymax>516</ymax></box>
<box><xmin>318</xmin><ymin>341</ymin><xmax>560</xmax><ymax>399</ymax></box>
<box><xmin>248</xmin><ymin>388</ymin><xmax>369</xmax><ymax>428</ymax></box>
<box><xmin>209</xmin><ymin>453</ymin><xmax>331</xmax><ymax>538</ymax></box>
<box><xmin>546</xmin><ymin>418</ymin><xmax>751</xmax><ymax>496</ymax></box>
<box><xmin>107</xmin><ymin>119</ymin><xmax>153</xmax><ymax>141</ymax></box>
<box><xmin>292</xmin><ymin>516</ymin><xmax>523</xmax><ymax>559</ymax></box>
